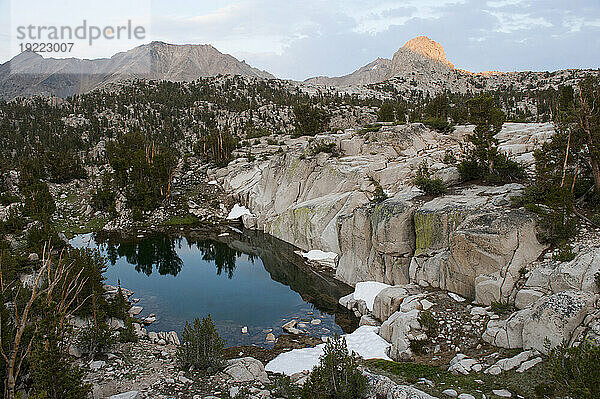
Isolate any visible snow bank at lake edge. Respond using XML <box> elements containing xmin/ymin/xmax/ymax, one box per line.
<box><xmin>265</xmin><ymin>326</ymin><xmax>391</xmax><ymax>375</ymax></box>
<box><xmin>353</xmin><ymin>281</ymin><xmax>391</xmax><ymax>311</ymax></box>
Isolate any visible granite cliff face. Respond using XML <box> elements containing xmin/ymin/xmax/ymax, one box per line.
<box><xmin>401</xmin><ymin>36</ymin><xmax>454</xmax><ymax>69</ymax></box>
<box><xmin>211</xmin><ymin>122</ymin><xmax>556</xmax><ymax>304</ymax></box>
<box><xmin>0</xmin><ymin>41</ymin><xmax>274</xmax><ymax>99</ymax></box>
<box><xmin>213</xmin><ymin>121</ymin><xmax>600</xmax><ymax>362</ymax></box>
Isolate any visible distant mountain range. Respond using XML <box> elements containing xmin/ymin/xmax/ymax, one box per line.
<box><xmin>0</xmin><ymin>41</ymin><xmax>274</xmax><ymax>99</ymax></box>
<box><xmin>0</xmin><ymin>36</ymin><xmax>596</xmax><ymax>100</ymax></box>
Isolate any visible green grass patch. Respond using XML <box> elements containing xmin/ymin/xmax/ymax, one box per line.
<box><xmin>55</xmin><ymin>216</ymin><xmax>107</xmax><ymax>237</ymax></box>
<box><xmin>160</xmin><ymin>214</ymin><xmax>199</xmax><ymax>226</ymax></box>
<box><xmin>365</xmin><ymin>358</ymin><xmax>552</xmax><ymax>398</ymax></box>
<box><xmin>58</xmin><ymin>190</ymin><xmax>83</xmax><ymax>205</ymax></box>
<box><xmin>359</xmin><ymin>123</ymin><xmax>382</xmax><ymax>134</ymax></box>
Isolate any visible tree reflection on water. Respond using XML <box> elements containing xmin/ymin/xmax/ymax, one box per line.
<box><xmin>97</xmin><ymin>234</ymin><xmax>246</xmax><ymax>278</ymax></box>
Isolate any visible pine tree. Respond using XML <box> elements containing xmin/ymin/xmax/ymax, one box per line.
<box><xmin>301</xmin><ymin>335</ymin><xmax>368</xmax><ymax>399</ymax></box>
<box><xmin>460</xmin><ymin>95</ymin><xmax>525</xmax><ymax>183</ymax></box>
<box><xmin>575</xmin><ymin>77</ymin><xmax>600</xmax><ymax>194</ymax></box>
<box><xmin>377</xmin><ymin>103</ymin><xmax>395</xmax><ymax>122</ymax></box>
<box><xmin>176</xmin><ymin>315</ymin><xmax>225</xmax><ymax>371</ymax></box>
<box><xmin>466</xmin><ymin>95</ymin><xmax>505</xmax><ymax>176</ymax></box>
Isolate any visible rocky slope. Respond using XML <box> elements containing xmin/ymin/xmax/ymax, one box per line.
<box><xmin>305</xmin><ymin>58</ymin><xmax>392</xmax><ymax>87</ymax></box>
<box><xmin>2</xmin><ymin>36</ymin><xmax>598</xmax><ymax>103</ymax></box>
<box><xmin>0</xmin><ymin>41</ymin><xmax>274</xmax><ymax>99</ymax></box>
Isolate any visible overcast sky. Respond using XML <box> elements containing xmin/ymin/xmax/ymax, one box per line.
<box><xmin>1</xmin><ymin>0</ymin><xmax>599</xmax><ymax>80</ymax></box>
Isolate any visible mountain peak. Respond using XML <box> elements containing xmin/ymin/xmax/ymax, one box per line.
<box><xmin>0</xmin><ymin>42</ymin><xmax>274</xmax><ymax>99</ymax></box>
<box><xmin>402</xmin><ymin>36</ymin><xmax>454</xmax><ymax>69</ymax></box>
<box><xmin>10</xmin><ymin>50</ymin><xmax>44</xmax><ymax>63</ymax></box>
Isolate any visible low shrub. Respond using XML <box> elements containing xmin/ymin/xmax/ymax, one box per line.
<box><xmin>534</xmin><ymin>382</ymin><xmax>555</xmax><ymax>398</ymax></box>
<box><xmin>413</xmin><ymin>162</ymin><xmax>447</xmax><ymax>196</ymax></box>
<box><xmin>177</xmin><ymin>315</ymin><xmax>225</xmax><ymax>371</ymax></box>
<box><xmin>489</xmin><ymin>153</ymin><xmax>526</xmax><ymax>183</ymax></box>
<box><xmin>443</xmin><ymin>150</ymin><xmax>456</xmax><ymax>165</ymax></box>
<box><xmin>490</xmin><ymin>301</ymin><xmax>515</xmax><ymax>315</ymax></box>
<box><xmin>119</xmin><ymin>317</ymin><xmax>138</xmax><ymax>343</ymax></box>
<box><xmin>422</xmin><ymin>117</ymin><xmax>453</xmax><ymax>133</ymax></box>
<box><xmin>457</xmin><ymin>159</ymin><xmax>482</xmax><ymax>182</ymax></box>
<box><xmin>310</xmin><ymin>140</ymin><xmax>339</xmax><ymax>156</ymax></box>
<box><xmin>370</xmin><ymin>178</ymin><xmax>388</xmax><ymax>204</ymax></box>
<box><xmin>548</xmin><ymin>340</ymin><xmax>600</xmax><ymax>398</ymax></box>
<box><xmin>458</xmin><ymin>154</ymin><xmax>525</xmax><ymax>184</ymax></box>
<box><xmin>359</xmin><ymin>123</ymin><xmax>382</xmax><ymax>134</ymax></box>
<box><xmin>409</xmin><ymin>339</ymin><xmax>428</xmax><ymax>355</ymax></box>
<box><xmin>269</xmin><ymin>375</ymin><xmax>302</xmax><ymax>398</ymax></box>
<box><xmin>419</xmin><ymin>310</ymin><xmax>439</xmax><ymax>335</ymax></box>
<box><xmin>132</xmin><ymin>207</ymin><xmax>144</xmax><ymax>222</ymax></box>
<box><xmin>553</xmin><ymin>244</ymin><xmax>576</xmax><ymax>262</ymax></box>
<box><xmin>301</xmin><ymin>335</ymin><xmax>368</xmax><ymax>399</ymax></box>
<box><xmin>76</xmin><ymin>322</ymin><xmax>115</xmax><ymax>357</ymax></box>
<box><xmin>519</xmin><ymin>267</ymin><xmax>529</xmax><ymax>277</ymax></box>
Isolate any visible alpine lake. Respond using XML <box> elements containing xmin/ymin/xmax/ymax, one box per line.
<box><xmin>70</xmin><ymin>228</ymin><xmax>357</xmax><ymax>347</ymax></box>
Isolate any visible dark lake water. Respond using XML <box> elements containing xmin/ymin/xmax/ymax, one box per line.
<box><xmin>70</xmin><ymin>229</ymin><xmax>356</xmax><ymax>347</ymax></box>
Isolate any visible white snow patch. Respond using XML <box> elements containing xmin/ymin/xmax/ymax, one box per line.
<box><xmin>448</xmin><ymin>292</ymin><xmax>466</xmax><ymax>302</ymax></box>
<box><xmin>301</xmin><ymin>250</ymin><xmax>338</xmax><ymax>262</ymax></box>
<box><xmin>208</xmin><ymin>180</ymin><xmax>218</xmax><ymax>185</ymax></box>
<box><xmin>353</xmin><ymin>281</ymin><xmax>391</xmax><ymax>311</ymax></box>
<box><xmin>265</xmin><ymin>346</ymin><xmax>320</xmax><ymax>376</ymax></box>
<box><xmin>265</xmin><ymin>326</ymin><xmax>391</xmax><ymax>375</ymax></box>
<box><xmin>226</xmin><ymin>204</ymin><xmax>253</xmax><ymax>220</ymax></box>
<box><xmin>229</xmin><ymin>226</ymin><xmax>243</xmax><ymax>234</ymax></box>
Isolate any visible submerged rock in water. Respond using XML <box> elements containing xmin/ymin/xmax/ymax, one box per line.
<box><xmin>282</xmin><ymin>320</ymin><xmax>304</xmax><ymax>335</ymax></box>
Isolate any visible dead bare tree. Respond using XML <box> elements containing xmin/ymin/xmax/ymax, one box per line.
<box><xmin>0</xmin><ymin>244</ymin><xmax>90</xmax><ymax>399</ymax></box>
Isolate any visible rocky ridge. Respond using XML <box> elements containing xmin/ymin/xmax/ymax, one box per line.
<box><xmin>2</xmin><ymin>36</ymin><xmax>598</xmax><ymax>102</ymax></box>
<box><xmin>0</xmin><ymin>42</ymin><xmax>274</xmax><ymax>99</ymax></box>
